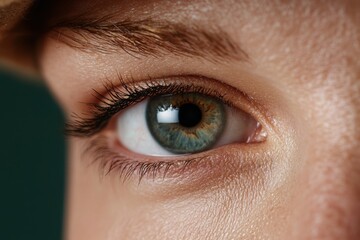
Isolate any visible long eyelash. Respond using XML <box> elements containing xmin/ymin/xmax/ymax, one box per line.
<box><xmin>85</xmin><ymin>137</ymin><xmax>208</xmax><ymax>183</ymax></box>
<box><xmin>68</xmin><ymin>75</ymin><xmax>263</xmax><ymax>182</ymax></box>
<box><xmin>65</xmin><ymin>74</ymin><xmax>228</xmax><ymax>137</ymax></box>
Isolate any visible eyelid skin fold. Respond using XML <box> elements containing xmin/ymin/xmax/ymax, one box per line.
<box><xmin>68</xmin><ymin>74</ymin><xmax>270</xmax><ymax>183</ymax></box>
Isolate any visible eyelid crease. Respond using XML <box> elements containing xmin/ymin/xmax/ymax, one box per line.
<box><xmin>72</xmin><ymin>74</ymin><xmax>273</xmax><ymax>185</ymax></box>
<box><xmin>65</xmin><ymin>74</ymin><xmax>241</xmax><ymax>137</ymax></box>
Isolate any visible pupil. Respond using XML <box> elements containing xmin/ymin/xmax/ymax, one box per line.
<box><xmin>178</xmin><ymin>103</ymin><xmax>202</xmax><ymax>128</ymax></box>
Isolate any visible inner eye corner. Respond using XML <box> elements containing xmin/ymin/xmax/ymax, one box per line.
<box><xmin>74</xmin><ymin>74</ymin><xmax>273</xmax><ymax>153</ymax></box>
<box><xmin>66</xmin><ymin>73</ymin><xmax>281</xmax><ymax>183</ymax></box>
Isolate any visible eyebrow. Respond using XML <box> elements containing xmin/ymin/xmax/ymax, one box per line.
<box><xmin>49</xmin><ymin>17</ymin><xmax>249</xmax><ymax>62</ymax></box>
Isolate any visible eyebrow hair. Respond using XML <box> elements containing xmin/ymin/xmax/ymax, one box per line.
<box><xmin>49</xmin><ymin>17</ymin><xmax>249</xmax><ymax>62</ymax></box>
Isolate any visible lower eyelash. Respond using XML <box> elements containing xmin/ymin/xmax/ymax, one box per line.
<box><xmin>71</xmin><ymin>75</ymin><xmax>269</xmax><ymax>183</ymax></box>
<box><xmin>83</xmin><ymin>136</ymin><xmax>209</xmax><ymax>183</ymax></box>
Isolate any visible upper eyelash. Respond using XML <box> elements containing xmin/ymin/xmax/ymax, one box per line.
<box><xmin>68</xmin><ymin>75</ymin><xmax>266</xmax><ymax>182</ymax></box>
<box><xmin>65</xmin><ymin>75</ymin><xmax>229</xmax><ymax>137</ymax></box>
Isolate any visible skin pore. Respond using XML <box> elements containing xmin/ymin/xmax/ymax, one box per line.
<box><xmin>39</xmin><ymin>0</ymin><xmax>360</xmax><ymax>239</ymax></box>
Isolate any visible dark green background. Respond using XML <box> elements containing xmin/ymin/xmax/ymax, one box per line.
<box><xmin>0</xmin><ymin>69</ymin><xmax>64</xmax><ymax>240</ymax></box>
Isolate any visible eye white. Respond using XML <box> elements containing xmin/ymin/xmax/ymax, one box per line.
<box><xmin>116</xmin><ymin>100</ymin><xmax>176</xmax><ymax>156</ymax></box>
<box><xmin>116</xmin><ymin>98</ymin><xmax>257</xmax><ymax>156</ymax></box>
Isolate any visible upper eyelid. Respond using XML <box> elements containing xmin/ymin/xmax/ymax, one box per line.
<box><xmin>84</xmin><ymin>133</ymin><xmax>270</xmax><ymax>185</ymax></box>
<box><xmin>64</xmin><ymin>74</ymin><xmax>273</xmax><ymax>139</ymax></box>
<box><xmin>70</xmin><ymin>74</ymin><xmax>273</xmax><ymax>183</ymax></box>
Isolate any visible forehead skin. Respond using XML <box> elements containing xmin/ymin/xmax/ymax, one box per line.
<box><xmin>39</xmin><ymin>0</ymin><xmax>360</xmax><ymax>239</ymax></box>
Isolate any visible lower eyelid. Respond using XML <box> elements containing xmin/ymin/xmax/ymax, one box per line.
<box><xmin>82</xmin><ymin>131</ymin><xmax>270</xmax><ymax>187</ymax></box>
<box><xmin>72</xmin><ymin>75</ymin><xmax>275</xmax><ymax>192</ymax></box>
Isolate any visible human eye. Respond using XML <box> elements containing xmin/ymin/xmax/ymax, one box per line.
<box><xmin>65</xmin><ymin>75</ymin><xmax>268</xmax><ymax>182</ymax></box>
<box><xmin>119</xmin><ymin>91</ymin><xmax>258</xmax><ymax>156</ymax></box>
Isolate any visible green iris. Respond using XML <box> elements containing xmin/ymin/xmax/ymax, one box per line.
<box><xmin>146</xmin><ymin>93</ymin><xmax>226</xmax><ymax>154</ymax></box>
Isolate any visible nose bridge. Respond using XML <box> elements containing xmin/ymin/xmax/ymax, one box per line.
<box><xmin>287</xmin><ymin>65</ymin><xmax>360</xmax><ymax>239</ymax></box>
<box><xmin>290</xmin><ymin>148</ymin><xmax>360</xmax><ymax>240</ymax></box>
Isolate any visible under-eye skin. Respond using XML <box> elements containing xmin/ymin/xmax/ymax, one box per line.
<box><xmin>65</xmin><ymin>75</ymin><xmax>267</xmax><ymax>182</ymax></box>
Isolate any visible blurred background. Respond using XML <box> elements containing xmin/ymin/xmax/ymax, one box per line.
<box><xmin>0</xmin><ymin>69</ymin><xmax>64</xmax><ymax>240</ymax></box>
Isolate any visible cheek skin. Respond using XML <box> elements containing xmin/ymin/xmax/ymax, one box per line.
<box><xmin>65</xmin><ymin>138</ymin><xmax>280</xmax><ymax>240</ymax></box>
